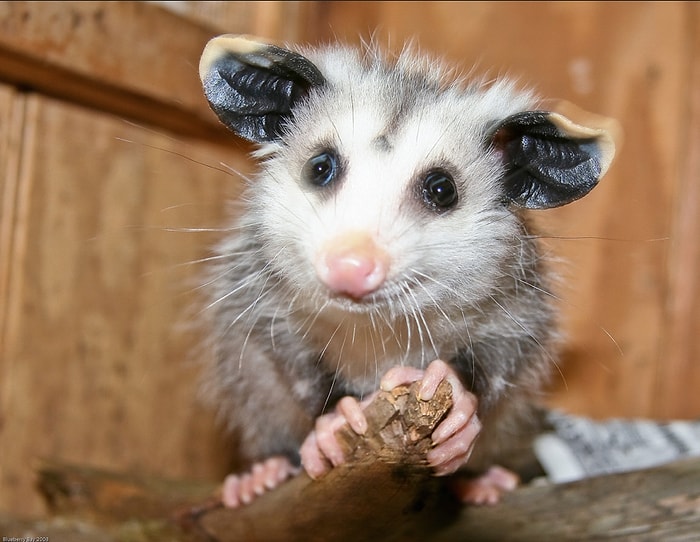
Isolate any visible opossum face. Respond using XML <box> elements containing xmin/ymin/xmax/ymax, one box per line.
<box><xmin>200</xmin><ymin>36</ymin><xmax>616</xmax><ymax>315</ymax></box>
<box><xmin>253</xmin><ymin>70</ymin><xmax>527</xmax><ymax>313</ymax></box>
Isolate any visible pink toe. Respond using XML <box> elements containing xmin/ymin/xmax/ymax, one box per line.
<box><xmin>222</xmin><ymin>474</ymin><xmax>241</xmax><ymax>508</ymax></box>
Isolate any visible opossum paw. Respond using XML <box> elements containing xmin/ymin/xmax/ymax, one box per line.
<box><xmin>300</xmin><ymin>394</ymin><xmax>376</xmax><ymax>479</ymax></box>
<box><xmin>221</xmin><ymin>455</ymin><xmax>300</xmax><ymax>508</ymax></box>
<box><xmin>450</xmin><ymin>465</ymin><xmax>520</xmax><ymax>506</ymax></box>
<box><xmin>382</xmin><ymin>359</ymin><xmax>481</xmax><ymax>475</ymax></box>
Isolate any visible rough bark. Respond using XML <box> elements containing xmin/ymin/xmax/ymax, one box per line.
<box><xmin>2</xmin><ymin>381</ymin><xmax>699</xmax><ymax>541</ymax></box>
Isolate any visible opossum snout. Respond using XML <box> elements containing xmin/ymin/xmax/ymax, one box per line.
<box><xmin>315</xmin><ymin>232</ymin><xmax>389</xmax><ymax>300</ymax></box>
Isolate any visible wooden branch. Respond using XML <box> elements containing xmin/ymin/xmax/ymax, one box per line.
<box><xmin>196</xmin><ymin>380</ymin><xmax>455</xmax><ymax>542</ymax></box>
<box><xmin>21</xmin><ymin>458</ymin><xmax>700</xmax><ymax>541</ymax></box>
<box><xmin>30</xmin><ymin>381</ymin><xmax>457</xmax><ymax>542</ymax></box>
<box><xmin>434</xmin><ymin>456</ymin><xmax>700</xmax><ymax>541</ymax></box>
<box><xmin>8</xmin><ymin>382</ymin><xmax>700</xmax><ymax>541</ymax></box>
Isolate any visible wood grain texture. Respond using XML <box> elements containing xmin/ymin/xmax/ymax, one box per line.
<box><xmin>0</xmin><ymin>1</ymin><xmax>314</xmax><ymax>139</ymax></box>
<box><xmin>0</xmin><ymin>86</ymin><xmax>21</xmax><ymax>356</ymax></box>
<box><xmin>0</xmin><ymin>1</ymin><xmax>230</xmax><ymax>139</ymax></box>
<box><xmin>158</xmin><ymin>0</ymin><xmax>316</xmax><ymax>42</ymax></box>
<box><xmin>0</xmin><ymin>93</ymin><xmax>250</xmax><ymax>516</ymax></box>
<box><xmin>656</xmin><ymin>3</ymin><xmax>700</xmax><ymax>419</ymax></box>
<box><xmin>8</xmin><ymin>456</ymin><xmax>700</xmax><ymax>541</ymax></box>
<box><xmin>198</xmin><ymin>382</ymin><xmax>456</xmax><ymax>542</ymax></box>
<box><xmin>311</xmin><ymin>1</ymin><xmax>699</xmax><ymax>421</ymax></box>
<box><xmin>436</xmin><ymin>457</ymin><xmax>700</xmax><ymax>542</ymax></box>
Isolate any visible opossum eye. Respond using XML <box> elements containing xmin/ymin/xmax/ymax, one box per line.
<box><xmin>422</xmin><ymin>170</ymin><xmax>458</xmax><ymax>210</ymax></box>
<box><xmin>303</xmin><ymin>151</ymin><xmax>340</xmax><ymax>187</ymax></box>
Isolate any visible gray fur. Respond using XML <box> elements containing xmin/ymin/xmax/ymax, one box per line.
<box><xmin>200</xmin><ymin>41</ymin><xmax>569</xmax><ymax>471</ymax></box>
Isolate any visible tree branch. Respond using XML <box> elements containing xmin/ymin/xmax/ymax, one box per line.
<box><xmin>8</xmin><ymin>381</ymin><xmax>700</xmax><ymax>541</ymax></box>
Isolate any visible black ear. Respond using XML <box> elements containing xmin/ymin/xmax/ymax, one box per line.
<box><xmin>199</xmin><ymin>35</ymin><xmax>325</xmax><ymax>143</ymax></box>
<box><xmin>490</xmin><ymin>106</ymin><xmax>617</xmax><ymax>209</ymax></box>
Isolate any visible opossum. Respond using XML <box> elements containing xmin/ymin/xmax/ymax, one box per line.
<box><xmin>197</xmin><ymin>35</ymin><xmax>616</xmax><ymax>507</ymax></box>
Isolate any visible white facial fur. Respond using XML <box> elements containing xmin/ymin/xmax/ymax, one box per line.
<box><xmin>223</xmin><ymin>45</ymin><xmax>540</xmax><ymax>389</ymax></box>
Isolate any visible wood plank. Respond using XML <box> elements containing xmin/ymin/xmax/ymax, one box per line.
<box><xmin>0</xmin><ymin>1</ymin><xmax>237</xmax><ymax>139</ymax></box>
<box><xmin>0</xmin><ymin>85</ymin><xmax>21</xmax><ymax>353</ymax></box>
<box><xmin>155</xmin><ymin>1</ymin><xmax>316</xmax><ymax>42</ymax></box>
<box><xmin>0</xmin><ymin>87</ymin><xmax>26</xmax><ymax>513</ymax></box>
<box><xmin>656</xmin><ymin>3</ymin><xmax>700</xmax><ymax>418</ymax></box>
<box><xmin>538</xmin><ymin>1</ymin><xmax>688</xmax><ymax>419</ymax></box>
<box><xmin>0</xmin><ymin>93</ymin><xmax>252</xmax><ymax>516</ymax></box>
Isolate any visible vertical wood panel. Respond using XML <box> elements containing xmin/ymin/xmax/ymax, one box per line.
<box><xmin>0</xmin><ymin>1</ymin><xmax>229</xmax><ymax>139</ymax></box>
<box><xmin>539</xmin><ymin>2</ymin><xmax>687</xmax><ymax>419</ymax></box>
<box><xmin>0</xmin><ymin>0</ymin><xmax>313</xmax><ymax>518</ymax></box>
<box><xmin>155</xmin><ymin>1</ymin><xmax>317</xmax><ymax>42</ymax></box>
<box><xmin>0</xmin><ymin>85</ymin><xmax>21</xmax><ymax>351</ymax></box>
<box><xmin>0</xmin><ymin>94</ymin><xmax>249</xmax><ymax>515</ymax></box>
<box><xmin>311</xmin><ymin>2</ymin><xmax>695</xmax><ymax>419</ymax></box>
<box><xmin>657</xmin><ymin>3</ymin><xmax>700</xmax><ymax>418</ymax></box>
<box><xmin>0</xmin><ymin>85</ymin><xmax>25</xmax><ymax>514</ymax></box>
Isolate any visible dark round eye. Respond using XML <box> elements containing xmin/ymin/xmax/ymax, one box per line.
<box><xmin>303</xmin><ymin>151</ymin><xmax>339</xmax><ymax>187</ymax></box>
<box><xmin>422</xmin><ymin>170</ymin><xmax>458</xmax><ymax>210</ymax></box>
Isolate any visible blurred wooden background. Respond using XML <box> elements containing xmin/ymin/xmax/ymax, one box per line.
<box><xmin>0</xmin><ymin>1</ymin><xmax>698</xmax><ymax>517</ymax></box>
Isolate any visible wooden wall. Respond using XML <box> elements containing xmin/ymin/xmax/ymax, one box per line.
<box><xmin>0</xmin><ymin>1</ymin><xmax>254</xmax><ymax>517</ymax></box>
<box><xmin>0</xmin><ymin>1</ymin><xmax>698</xmax><ymax>517</ymax></box>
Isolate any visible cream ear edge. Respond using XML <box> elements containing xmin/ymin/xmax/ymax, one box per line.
<box><xmin>544</xmin><ymin>100</ymin><xmax>623</xmax><ymax>178</ymax></box>
<box><xmin>199</xmin><ymin>34</ymin><xmax>274</xmax><ymax>82</ymax></box>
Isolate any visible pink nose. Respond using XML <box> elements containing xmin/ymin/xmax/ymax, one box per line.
<box><xmin>315</xmin><ymin>233</ymin><xmax>389</xmax><ymax>299</ymax></box>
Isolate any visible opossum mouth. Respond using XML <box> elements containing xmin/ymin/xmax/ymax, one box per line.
<box><xmin>327</xmin><ymin>292</ymin><xmax>383</xmax><ymax>311</ymax></box>
<box><xmin>321</xmin><ymin>288</ymin><xmax>390</xmax><ymax>313</ymax></box>
<box><xmin>297</xmin><ymin>271</ymin><xmax>431</xmax><ymax>315</ymax></box>
<box><xmin>314</xmin><ymin>272</ymin><xmax>435</xmax><ymax>315</ymax></box>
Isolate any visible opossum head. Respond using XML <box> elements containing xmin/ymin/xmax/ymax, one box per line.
<box><xmin>200</xmin><ymin>35</ymin><xmax>616</xmax><ymax>318</ymax></box>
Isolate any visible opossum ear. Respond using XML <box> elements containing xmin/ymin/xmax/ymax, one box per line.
<box><xmin>491</xmin><ymin>105</ymin><xmax>618</xmax><ymax>209</ymax></box>
<box><xmin>199</xmin><ymin>35</ymin><xmax>325</xmax><ymax>143</ymax></box>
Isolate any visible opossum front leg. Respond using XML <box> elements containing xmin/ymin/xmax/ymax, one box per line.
<box><xmin>381</xmin><ymin>359</ymin><xmax>483</xmax><ymax>475</ymax></box>
<box><xmin>385</xmin><ymin>360</ymin><xmax>519</xmax><ymax>505</ymax></box>
<box><xmin>221</xmin><ymin>456</ymin><xmax>301</xmax><ymax>508</ymax></box>
<box><xmin>216</xmin><ymin>343</ymin><xmax>314</xmax><ymax>508</ymax></box>
<box><xmin>450</xmin><ymin>465</ymin><xmax>520</xmax><ymax>505</ymax></box>
<box><xmin>300</xmin><ymin>394</ymin><xmax>378</xmax><ymax>479</ymax></box>
<box><xmin>300</xmin><ymin>359</ymin><xmax>482</xmax><ymax>479</ymax></box>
